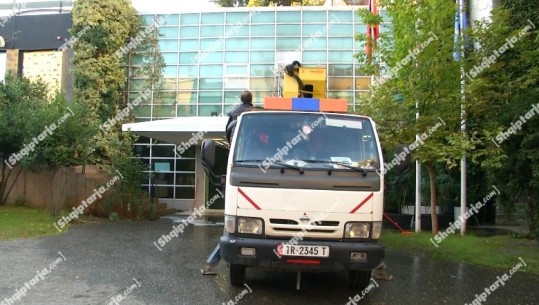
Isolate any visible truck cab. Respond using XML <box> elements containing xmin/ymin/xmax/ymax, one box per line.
<box><xmin>202</xmin><ymin>98</ymin><xmax>385</xmax><ymax>289</ymax></box>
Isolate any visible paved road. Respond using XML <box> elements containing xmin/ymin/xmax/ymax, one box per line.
<box><xmin>0</xmin><ymin>217</ymin><xmax>537</xmax><ymax>305</ymax></box>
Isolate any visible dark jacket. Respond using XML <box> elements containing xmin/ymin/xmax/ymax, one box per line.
<box><xmin>225</xmin><ymin>103</ymin><xmax>253</xmax><ymax>142</ymax></box>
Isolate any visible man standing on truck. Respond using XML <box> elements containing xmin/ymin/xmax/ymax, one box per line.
<box><xmin>225</xmin><ymin>90</ymin><xmax>253</xmax><ymax>142</ymax></box>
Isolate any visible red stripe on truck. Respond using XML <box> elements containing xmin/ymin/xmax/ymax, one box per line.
<box><xmin>238</xmin><ymin>188</ymin><xmax>262</xmax><ymax>210</ymax></box>
<box><xmin>349</xmin><ymin>193</ymin><xmax>374</xmax><ymax>214</ymax></box>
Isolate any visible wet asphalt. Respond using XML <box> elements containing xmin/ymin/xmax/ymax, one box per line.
<box><xmin>0</xmin><ymin>217</ymin><xmax>538</xmax><ymax>305</ymax></box>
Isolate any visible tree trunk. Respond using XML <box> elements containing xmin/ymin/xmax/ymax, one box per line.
<box><xmin>426</xmin><ymin>163</ymin><xmax>439</xmax><ymax>235</ymax></box>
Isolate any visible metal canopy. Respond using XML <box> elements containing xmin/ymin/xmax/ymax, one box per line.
<box><xmin>122</xmin><ymin>117</ymin><xmax>228</xmax><ymax>145</ymax></box>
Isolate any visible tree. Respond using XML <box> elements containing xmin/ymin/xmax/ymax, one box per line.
<box><xmin>356</xmin><ymin>0</ymin><xmax>505</xmax><ymax>234</ymax></box>
<box><xmin>247</xmin><ymin>0</ymin><xmax>324</xmax><ymax>6</ymax></box>
<box><xmin>71</xmin><ymin>0</ymin><xmax>156</xmax><ymax>217</ymax></box>
<box><xmin>218</xmin><ymin>0</ymin><xmax>248</xmax><ymax>6</ymax></box>
<box><xmin>0</xmin><ymin>75</ymin><xmax>94</xmax><ymax>215</ymax></box>
<box><xmin>470</xmin><ymin>0</ymin><xmax>539</xmax><ymax>238</ymax></box>
<box><xmin>0</xmin><ymin>75</ymin><xmax>49</xmax><ymax>204</ymax></box>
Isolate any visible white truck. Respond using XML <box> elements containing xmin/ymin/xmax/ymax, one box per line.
<box><xmin>202</xmin><ymin>97</ymin><xmax>385</xmax><ymax>290</ymax></box>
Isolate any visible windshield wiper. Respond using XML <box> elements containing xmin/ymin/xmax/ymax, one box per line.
<box><xmin>275</xmin><ymin>160</ymin><xmax>304</xmax><ymax>175</ymax></box>
<box><xmin>235</xmin><ymin>159</ymin><xmax>265</xmax><ymax>163</ymax></box>
<box><xmin>300</xmin><ymin>160</ymin><xmax>369</xmax><ymax>177</ymax></box>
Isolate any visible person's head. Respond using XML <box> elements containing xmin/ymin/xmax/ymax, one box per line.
<box><xmin>241</xmin><ymin>90</ymin><xmax>253</xmax><ymax>105</ymax></box>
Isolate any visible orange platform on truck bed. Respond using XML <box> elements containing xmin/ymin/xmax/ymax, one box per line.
<box><xmin>264</xmin><ymin>97</ymin><xmax>348</xmax><ymax>113</ymax></box>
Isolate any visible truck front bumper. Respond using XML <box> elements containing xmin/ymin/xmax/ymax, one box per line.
<box><xmin>220</xmin><ymin>235</ymin><xmax>384</xmax><ymax>271</ymax></box>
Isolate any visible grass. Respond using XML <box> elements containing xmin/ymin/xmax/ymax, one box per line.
<box><xmin>380</xmin><ymin>230</ymin><xmax>539</xmax><ymax>275</ymax></box>
<box><xmin>0</xmin><ymin>205</ymin><xmax>66</xmax><ymax>241</ymax></box>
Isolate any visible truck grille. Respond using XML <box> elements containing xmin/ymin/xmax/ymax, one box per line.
<box><xmin>268</xmin><ymin>219</ymin><xmax>340</xmax><ymax>235</ymax></box>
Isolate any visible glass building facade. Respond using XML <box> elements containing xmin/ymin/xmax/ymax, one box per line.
<box><xmin>129</xmin><ymin>6</ymin><xmax>391</xmax><ymax>203</ymax></box>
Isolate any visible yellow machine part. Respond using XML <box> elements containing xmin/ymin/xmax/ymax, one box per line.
<box><xmin>283</xmin><ymin>66</ymin><xmax>327</xmax><ymax>98</ymax></box>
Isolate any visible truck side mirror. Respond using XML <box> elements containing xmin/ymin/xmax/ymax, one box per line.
<box><xmin>201</xmin><ymin>139</ymin><xmax>216</xmax><ymax>168</ymax></box>
<box><xmin>394</xmin><ymin>144</ymin><xmax>411</xmax><ymax>172</ymax></box>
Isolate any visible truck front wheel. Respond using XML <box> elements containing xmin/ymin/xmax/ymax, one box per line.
<box><xmin>348</xmin><ymin>270</ymin><xmax>372</xmax><ymax>290</ymax></box>
<box><xmin>229</xmin><ymin>264</ymin><xmax>246</xmax><ymax>286</ymax></box>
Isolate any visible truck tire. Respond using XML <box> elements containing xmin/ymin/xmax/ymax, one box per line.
<box><xmin>229</xmin><ymin>264</ymin><xmax>246</xmax><ymax>286</ymax></box>
<box><xmin>348</xmin><ymin>270</ymin><xmax>371</xmax><ymax>290</ymax></box>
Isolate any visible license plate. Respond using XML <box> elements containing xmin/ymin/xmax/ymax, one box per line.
<box><xmin>276</xmin><ymin>244</ymin><xmax>330</xmax><ymax>257</ymax></box>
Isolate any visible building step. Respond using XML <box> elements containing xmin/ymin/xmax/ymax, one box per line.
<box><xmin>154</xmin><ymin>208</ymin><xmax>177</xmax><ymax>218</ymax></box>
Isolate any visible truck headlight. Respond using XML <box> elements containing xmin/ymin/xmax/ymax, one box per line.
<box><xmin>345</xmin><ymin>222</ymin><xmax>370</xmax><ymax>239</ymax></box>
<box><xmin>225</xmin><ymin>215</ymin><xmax>236</xmax><ymax>234</ymax></box>
<box><xmin>237</xmin><ymin>217</ymin><xmax>263</xmax><ymax>235</ymax></box>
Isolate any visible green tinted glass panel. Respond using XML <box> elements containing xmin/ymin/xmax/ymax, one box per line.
<box><xmin>201</xmin><ymin>13</ymin><xmax>224</xmax><ymax>24</ymax></box>
<box><xmin>163</xmin><ymin>66</ymin><xmax>177</xmax><ymax>77</ymax></box>
<box><xmin>129</xmin><ymin>79</ymin><xmax>147</xmax><ymax>91</ymax></box>
<box><xmin>199</xmin><ymin>79</ymin><xmax>223</xmax><ymax>90</ymax></box>
<box><xmin>249</xmin><ymin>78</ymin><xmax>273</xmax><ymax>90</ymax></box>
<box><xmin>200</xmin><ymin>65</ymin><xmax>223</xmax><ymax>77</ymax></box>
<box><xmin>328</xmin><ymin>37</ymin><xmax>353</xmax><ymax>49</ymax></box>
<box><xmin>250</xmin><ymin>51</ymin><xmax>275</xmax><ymax>63</ymax></box>
<box><xmin>153</xmin><ymin>105</ymin><xmax>175</xmax><ymax>117</ymax></box>
<box><xmin>159</xmin><ymin>40</ymin><xmax>178</xmax><ymax>52</ymax></box>
<box><xmin>250</xmin><ymin>64</ymin><xmax>274</xmax><ymax>77</ymax></box>
<box><xmin>226</xmin><ymin>12</ymin><xmax>249</xmax><ymax>23</ymax></box>
<box><xmin>380</xmin><ymin>10</ymin><xmax>391</xmax><ymax>22</ymax></box>
<box><xmin>177</xmin><ymin>91</ymin><xmax>197</xmax><ymax>103</ymax></box>
<box><xmin>251</xmin><ymin>25</ymin><xmax>274</xmax><ymax>36</ymax></box>
<box><xmin>226</xmin><ymin>65</ymin><xmax>247</xmax><ymax>75</ymax></box>
<box><xmin>328</xmin><ymin>91</ymin><xmax>354</xmax><ymax>103</ymax></box>
<box><xmin>180</xmin><ymin>39</ymin><xmax>198</xmax><ymax>51</ymax></box>
<box><xmin>180</xmin><ymin>26</ymin><xmax>198</xmax><ymax>38</ymax></box>
<box><xmin>251</xmin><ymin>11</ymin><xmax>274</xmax><ymax>23</ymax></box>
<box><xmin>198</xmin><ymin>92</ymin><xmax>222</xmax><ymax>104</ymax></box>
<box><xmin>161</xmin><ymin>53</ymin><xmax>178</xmax><ymax>65</ymax></box>
<box><xmin>225</xmin><ymin>24</ymin><xmax>249</xmax><ymax>37</ymax></box>
<box><xmin>179</xmin><ymin>65</ymin><xmax>198</xmax><ymax>77</ymax></box>
<box><xmin>302</xmin><ymin>36</ymin><xmax>327</xmax><ymax>49</ymax></box>
<box><xmin>251</xmin><ymin>37</ymin><xmax>274</xmax><ymax>50</ymax></box>
<box><xmin>329</xmin><ymin>11</ymin><xmax>353</xmax><ymax>23</ymax></box>
<box><xmin>159</xmin><ymin>27</ymin><xmax>179</xmax><ymax>38</ymax></box>
<box><xmin>354</xmin><ymin>24</ymin><xmax>367</xmax><ymax>35</ymax></box>
<box><xmin>199</xmin><ymin>51</ymin><xmax>223</xmax><ymax>64</ymax></box>
<box><xmin>328</xmin><ymin>24</ymin><xmax>353</xmax><ymax>36</ymax></box>
<box><xmin>131</xmin><ymin>54</ymin><xmax>144</xmax><ymax>65</ymax></box>
<box><xmin>276</xmin><ymin>37</ymin><xmax>300</xmax><ymax>50</ymax></box>
<box><xmin>199</xmin><ymin>105</ymin><xmax>223</xmax><ymax>116</ymax></box>
<box><xmin>225</xmin><ymin>52</ymin><xmax>249</xmax><ymax>63</ymax></box>
<box><xmin>158</xmin><ymin>14</ymin><xmax>179</xmax><ymax>26</ymax></box>
<box><xmin>225</xmin><ymin>38</ymin><xmax>249</xmax><ymax>50</ymax></box>
<box><xmin>201</xmin><ymin>39</ymin><xmax>223</xmax><ymax>51</ymax></box>
<box><xmin>180</xmin><ymin>13</ymin><xmax>199</xmax><ymax>25</ymax></box>
<box><xmin>328</xmin><ymin>50</ymin><xmax>353</xmax><ymax>62</ymax></box>
<box><xmin>224</xmin><ymin>91</ymin><xmax>242</xmax><ymax>104</ymax></box>
<box><xmin>177</xmin><ymin>104</ymin><xmax>196</xmax><ymax>117</ymax></box>
<box><xmin>302</xmin><ymin>11</ymin><xmax>326</xmax><ymax>23</ymax></box>
<box><xmin>133</xmin><ymin>105</ymin><xmax>152</xmax><ymax>117</ymax></box>
<box><xmin>141</xmin><ymin>15</ymin><xmax>155</xmax><ymax>25</ymax></box>
<box><xmin>179</xmin><ymin>52</ymin><xmax>197</xmax><ymax>64</ymax></box>
<box><xmin>303</xmin><ymin>24</ymin><xmax>328</xmax><ymax>36</ymax></box>
<box><xmin>277</xmin><ymin>24</ymin><xmax>301</xmax><ymax>36</ymax></box>
<box><xmin>328</xmin><ymin>64</ymin><xmax>353</xmax><ymax>76</ymax></box>
<box><xmin>201</xmin><ymin>25</ymin><xmax>224</xmax><ymax>37</ymax></box>
<box><xmin>276</xmin><ymin>11</ymin><xmax>300</xmax><ymax>23</ymax></box>
<box><xmin>302</xmin><ymin>50</ymin><xmax>327</xmax><ymax>63</ymax></box>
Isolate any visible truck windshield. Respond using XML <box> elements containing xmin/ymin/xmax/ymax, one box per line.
<box><xmin>233</xmin><ymin>112</ymin><xmax>380</xmax><ymax>170</ymax></box>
